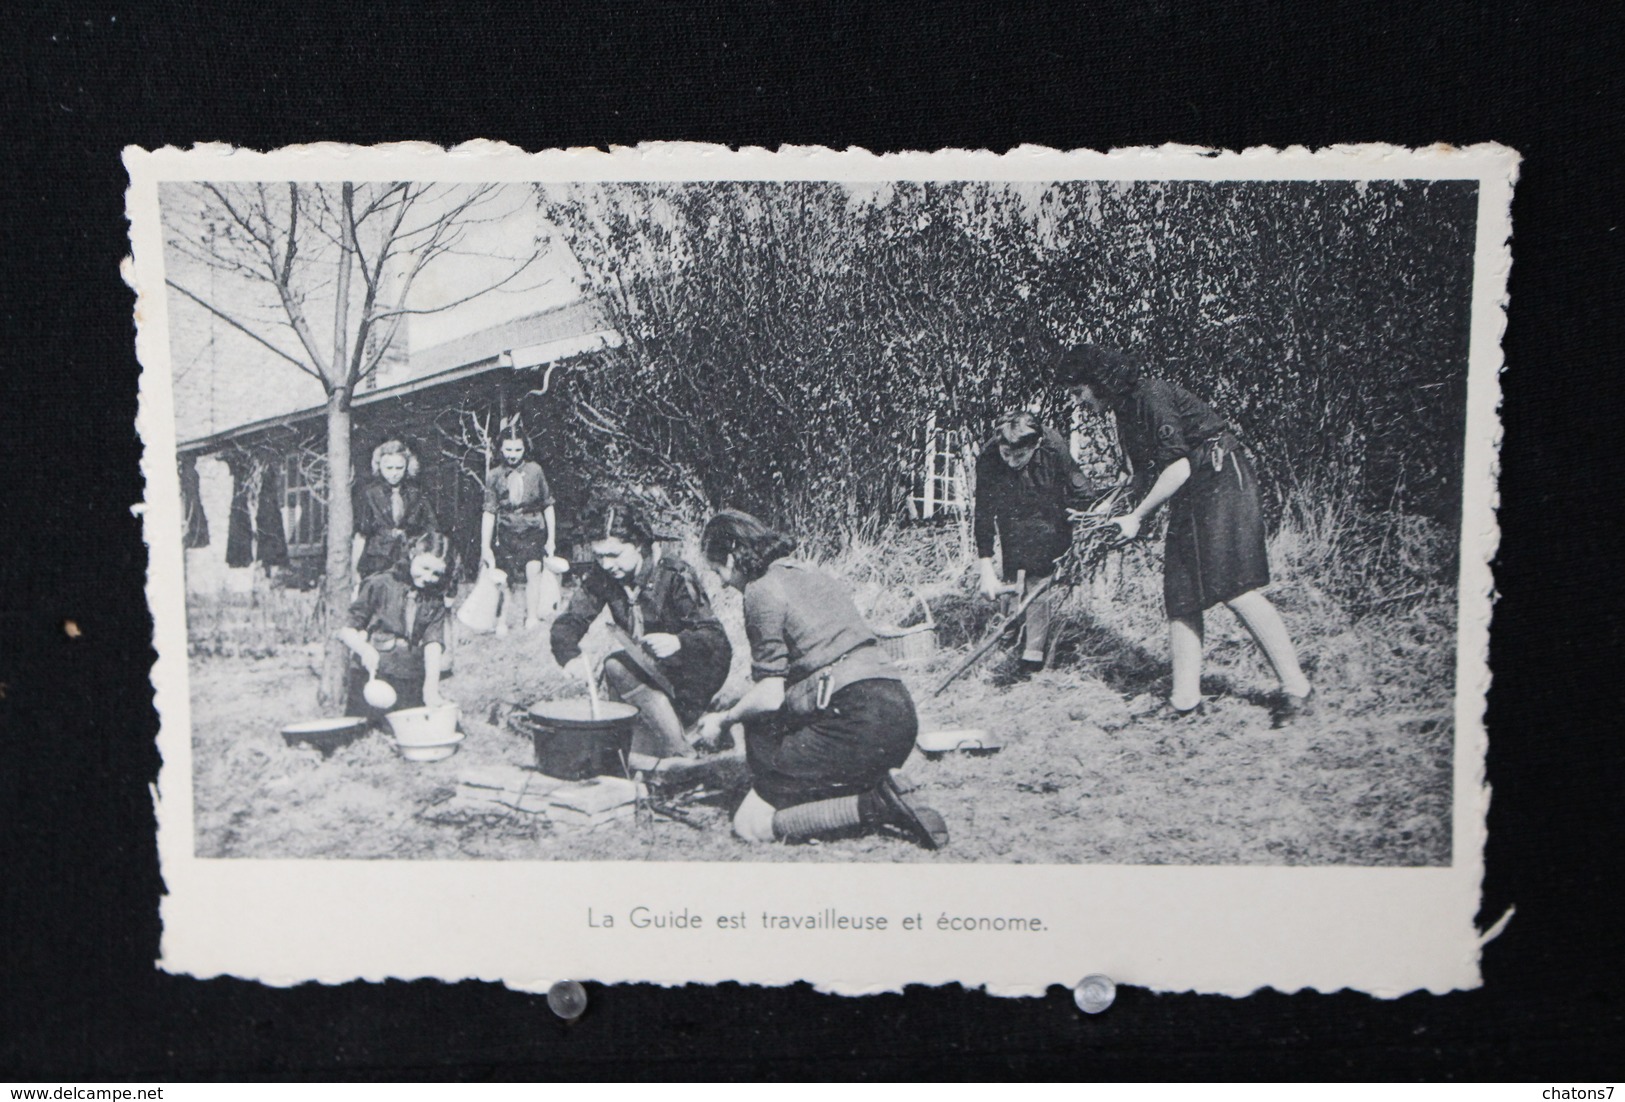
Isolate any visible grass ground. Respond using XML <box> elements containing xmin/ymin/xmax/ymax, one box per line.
<box><xmin>187</xmin><ymin>508</ymin><xmax>1456</xmax><ymax>866</ymax></box>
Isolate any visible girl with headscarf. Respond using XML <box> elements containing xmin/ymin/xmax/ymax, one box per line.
<box><xmin>550</xmin><ymin>500</ymin><xmax>733</xmax><ymax>770</ymax></box>
<box><xmin>1057</xmin><ymin>344</ymin><xmax>1313</xmax><ymax>725</ymax></box>
<box><xmin>694</xmin><ymin>510</ymin><xmax>948</xmax><ymax>850</ymax></box>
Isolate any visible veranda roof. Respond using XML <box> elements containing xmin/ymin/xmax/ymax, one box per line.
<box><xmin>175</xmin><ymin>298</ymin><xmax>619</xmax><ymax>456</ymax></box>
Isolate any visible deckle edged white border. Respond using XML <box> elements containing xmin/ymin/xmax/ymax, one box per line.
<box><xmin>126</xmin><ymin>141</ymin><xmax>1517</xmax><ymax>998</ymax></box>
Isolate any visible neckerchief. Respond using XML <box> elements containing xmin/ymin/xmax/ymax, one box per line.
<box><xmin>622</xmin><ymin>546</ymin><xmax>661</xmax><ymax>638</ymax></box>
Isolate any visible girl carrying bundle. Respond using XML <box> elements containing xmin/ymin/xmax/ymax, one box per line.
<box><xmin>1057</xmin><ymin>343</ymin><xmax>1313</xmax><ymax>725</ymax></box>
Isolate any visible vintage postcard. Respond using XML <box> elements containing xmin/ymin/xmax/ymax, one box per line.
<box><xmin>127</xmin><ymin>141</ymin><xmax>1516</xmax><ymax>995</ymax></box>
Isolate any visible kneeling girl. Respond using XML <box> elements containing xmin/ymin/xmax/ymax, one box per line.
<box><xmin>695</xmin><ymin>510</ymin><xmax>948</xmax><ymax>850</ymax></box>
<box><xmin>337</xmin><ymin>532</ymin><xmax>452</xmax><ymax>724</ymax></box>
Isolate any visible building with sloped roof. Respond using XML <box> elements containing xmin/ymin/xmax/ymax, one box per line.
<box><xmin>176</xmin><ymin>297</ymin><xmax>620</xmax><ymax>593</ymax></box>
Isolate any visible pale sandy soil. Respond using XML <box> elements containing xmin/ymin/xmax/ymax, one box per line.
<box><xmin>187</xmin><ymin>565</ymin><xmax>1454</xmax><ymax>866</ymax></box>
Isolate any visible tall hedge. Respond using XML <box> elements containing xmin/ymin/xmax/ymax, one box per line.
<box><xmin>540</xmin><ymin>178</ymin><xmax>1475</xmax><ymax>544</ymax></box>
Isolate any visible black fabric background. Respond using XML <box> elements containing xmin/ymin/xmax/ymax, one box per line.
<box><xmin>1</xmin><ymin>0</ymin><xmax>1620</xmax><ymax>1080</ymax></box>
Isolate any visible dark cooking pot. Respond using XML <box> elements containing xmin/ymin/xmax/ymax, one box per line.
<box><xmin>520</xmin><ymin>699</ymin><xmax>639</xmax><ymax>781</ymax></box>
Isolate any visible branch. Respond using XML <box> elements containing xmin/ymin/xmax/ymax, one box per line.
<box><xmin>165</xmin><ymin>232</ymin><xmax>271</xmax><ymax>282</ymax></box>
<box><xmin>280</xmin><ymin>182</ymin><xmax>299</xmax><ymax>287</ymax></box>
<box><xmin>207</xmin><ymin>182</ymin><xmax>330</xmax><ymax>380</ymax></box>
<box><xmin>388</xmin><ymin>184</ymin><xmax>503</xmax><ymax>244</ymax></box>
<box><xmin>569</xmin><ymin>398</ymin><xmax>710</xmax><ymax>506</ymax></box>
<box><xmin>273</xmin><ymin>277</ymin><xmax>333</xmax><ymax>380</ymax></box>
<box><xmin>353</xmin><ymin>182</ymin><xmax>410</xmax><ymax>225</ymax></box>
<box><xmin>366</xmin><ymin>246</ymin><xmax>542</xmax><ymax>323</ymax></box>
<box><xmin>165</xmin><ymin>278</ymin><xmax>329</xmax><ymax>390</ymax></box>
<box><xmin>203</xmin><ymin>183</ymin><xmax>273</xmax><ymax>255</ymax></box>
<box><xmin>349</xmin><ymin>184</ymin><xmax>410</xmax><ymax>297</ymax></box>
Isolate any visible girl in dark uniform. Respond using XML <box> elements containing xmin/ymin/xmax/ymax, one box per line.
<box><xmin>479</xmin><ymin>427</ymin><xmax>558</xmax><ymax>633</ymax></box>
<box><xmin>551</xmin><ymin>502</ymin><xmax>733</xmax><ymax>770</ymax></box>
<box><xmin>1057</xmin><ymin>344</ymin><xmax>1313</xmax><ymax>724</ymax></box>
<box><xmin>694</xmin><ymin>510</ymin><xmax>948</xmax><ymax>850</ymax></box>
<box><xmin>337</xmin><ymin>532</ymin><xmax>453</xmax><ymax>726</ymax></box>
<box><xmin>973</xmin><ymin>410</ymin><xmax>1101</xmax><ymax>675</ymax></box>
<box><xmin>351</xmin><ymin>439</ymin><xmax>439</xmax><ymax>584</ymax></box>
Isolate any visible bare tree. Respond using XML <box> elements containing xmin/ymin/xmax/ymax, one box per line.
<box><xmin>164</xmin><ymin>181</ymin><xmax>543</xmax><ymax>706</ymax></box>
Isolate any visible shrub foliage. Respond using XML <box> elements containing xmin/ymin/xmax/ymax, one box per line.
<box><xmin>539</xmin><ymin>178</ymin><xmax>1475</xmax><ymax>553</ymax></box>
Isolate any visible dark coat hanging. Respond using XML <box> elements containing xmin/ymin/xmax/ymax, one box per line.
<box><xmin>254</xmin><ymin>463</ymin><xmax>289</xmax><ymax>568</ymax></box>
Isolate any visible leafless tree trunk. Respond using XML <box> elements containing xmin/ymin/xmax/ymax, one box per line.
<box><xmin>164</xmin><ymin>180</ymin><xmax>544</xmax><ymax>709</ymax></box>
<box><xmin>318</xmin><ymin>183</ymin><xmax>358</xmax><ymax>705</ymax></box>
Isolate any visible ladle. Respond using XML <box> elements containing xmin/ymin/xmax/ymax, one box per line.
<box><xmin>584</xmin><ymin>658</ymin><xmax>601</xmax><ymax>720</ymax></box>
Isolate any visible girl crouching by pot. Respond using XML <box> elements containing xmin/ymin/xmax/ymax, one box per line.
<box><xmin>694</xmin><ymin>510</ymin><xmax>948</xmax><ymax>850</ymax></box>
<box><xmin>337</xmin><ymin>532</ymin><xmax>452</xmax><ymax>724</ymax></box>
<box><xmin>551</xmin><ymin>501</ymin><xmax>733</xmax><ymax>771</ymax></box>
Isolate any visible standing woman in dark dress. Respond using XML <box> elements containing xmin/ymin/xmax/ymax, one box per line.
<box><xmin>351</xmin><ymin>439</ymin><xmax>439</xmax><ymax>586</ymax></box>
<box><xmin>694</xmin><ymin>510</ymin><xmax>948</xmax><ymax>850</ymax></box>
<box><xmin>480</xmin><ymin>427</ymin><xmax>557</xmax><ymax>633</ymax></box>
<box><xmin>551</xmin><ymin>502</ymin><xmax>733</xmax><ymax>770</ymax></box>
<box><xmin>1057</xmin><ymin>344</ymin><xmax>1313</xmax><ymax>724</ymax></box>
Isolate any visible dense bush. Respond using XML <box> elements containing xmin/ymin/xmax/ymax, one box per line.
<box><xmin>539</xmin><ymin>179</ymin><xmax>1476</xmax><ymax>550</ymax></box>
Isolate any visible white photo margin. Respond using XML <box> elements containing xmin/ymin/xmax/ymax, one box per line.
<box><xmin>127</xmin><ymin>141</ymin><xmax>1517</xmax><ymax>996</ymax></box>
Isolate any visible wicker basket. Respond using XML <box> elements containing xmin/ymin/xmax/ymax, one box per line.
<box><xmin>875</xmin><ymin>590</ymin><xmax>938</xmax><ymax>663</ymax></box>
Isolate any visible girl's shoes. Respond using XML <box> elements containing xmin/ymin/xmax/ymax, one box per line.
<box><xmin>1271</xmin><ymin>687</ymin><xmax>1315</xmax><ymax>728</ymax></box>
<box><xmin>875</xmin><ymin>777</ymin><xmax>949</xmax><ymax>851</ymax></box>
<box><xmin>1149</xmin><ymin>699</ymin><xmax>1206</xmax><ymax>722</ymax></box>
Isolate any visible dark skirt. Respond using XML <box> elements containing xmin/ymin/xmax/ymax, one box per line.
<box><xmin>1163</xmin><ymin>441</ymin><xmax>1271</xmax><ymax>618</ymax></box>
<box><xmin>356</xmin><ymin>531</ymin><xmax>408</xmax><ymax>580</ymax></box>
<box><xmin>745</xmin><ymin>678</ymin><xmax>918</xmax><ymax>809</ymax></box>
<box><xmin>493</xmin><ymin>522</ymin><xmax>550</xmax><ymax>575</ymax></box>
<box><xmin>1000</xmin><ymin>515</ymin><xmax>1072</xmax><ymax>578</ymax></box>
<box><xmin>1002</xmin><ymin>560</ymin><xmax>1056</xmax><ymax>584</ymax></box>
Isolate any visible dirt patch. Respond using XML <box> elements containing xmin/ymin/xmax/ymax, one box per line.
<box><xmin>187</xmin><ymin>569</ymin><xmax>1453</xmax><ymax>866</ymax></box>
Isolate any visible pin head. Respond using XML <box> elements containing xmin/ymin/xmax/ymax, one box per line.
<box><xmin>547</xmin><ymin>979</ymin><xmax>588</xmax><ymax>1021</ymax></box>
<box><xmin>1073</xmin><ymin>973</ymin><xmax>1116</xmax><ymax>1014</ymax></box>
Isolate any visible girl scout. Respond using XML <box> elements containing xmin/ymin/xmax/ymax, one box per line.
<box><xmin>695</xmin><ymin>510</ymin><xmax>948</xmax><ymax>850</ymax></box>
<box><xmin>351</xmin><ymin>439</ymin><xmax>439</xmax><ymax>584</ymax></box>
<box><xmin>1058</xmin><ymin>343</ymin><xmax>1314</xmax><ymax>725</ymax></box>
<box><xmin>972</xmin><ymin>410</ymin><xmax>1099</xmax><ymax>676</ymax></box>
<box><xmin>479</xmin><ymin>427</ymin><xmax>557</xmax><ymax>632</ymax></box>
<box><xmin>550</xmin><ymin>501</ymin><xmax>733</xmax><ymax>770</ymax></box>
<box><xmin>337</xmin><ymin>532</ymin><xmax>453</xmax><ymax>724</ymax></box>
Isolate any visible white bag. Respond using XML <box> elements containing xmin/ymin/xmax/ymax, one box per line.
<box><xmin>456</xmin><ymin>567</ymin><xmax>508</xmax><ymax>633</ymax></box>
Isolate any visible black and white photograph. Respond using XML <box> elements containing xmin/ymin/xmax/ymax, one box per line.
<box><xmin>129</xmin><ymin>143</ymin><xmax>1511</xmax><ymax>993</ymax></box>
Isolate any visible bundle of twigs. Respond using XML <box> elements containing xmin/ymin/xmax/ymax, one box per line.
<box><xmin>1060</xmin><ymin>484</ymin><xmax>1133</xmax><ymax>583</ymax></box>
<box><xmin>931</xmin><ymin>484</ymin><xmax>1133</xmax><ymax>697</ymax></box>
